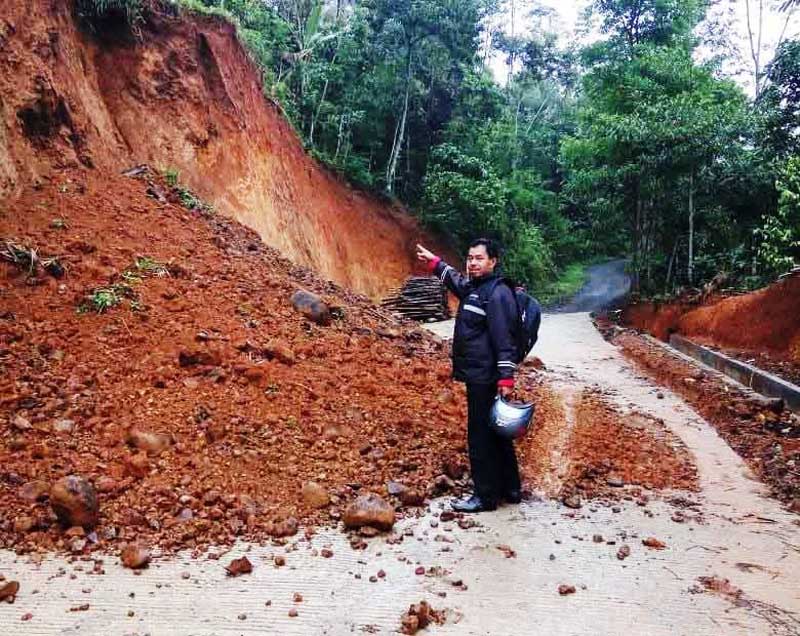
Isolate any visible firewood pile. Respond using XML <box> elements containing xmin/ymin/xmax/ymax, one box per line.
<box><xmin>381</xmin><ymin>276</ymin><xmax>450</xmax><ymax>322</ymax></box>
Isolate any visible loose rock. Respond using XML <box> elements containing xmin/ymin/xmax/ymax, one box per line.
<box><xmin>0</xmin><ymin>581</ymin><xmax>20</xmax><ymax>602</ymax></box>
<box><xmin>301</xmin><ymin>482</ymin><xmax>330</xmax><ymax>509</ymax></box>
<box><xmin>342</xmin><ymin>493</ymin><xmax>395</xmax><ymax>531</ymax></box>
<box><xmin>291</xmin><ymin>290</ymin><xmax>331</xmax><ymax>326</ymax></box>
<box><xmin>125</xmin><ymin>428</ymin><xmax>172</xmax><ymax>455</ymax></box>
<box><xmin>121</xmin><ymin>544</ymin><xmax>151</xmax><ymax>569</ymax></box>
<box><xmin>50</xmin><ymin>476</ymin><xmax>99</xmax><ymax>529</ymax></box>
<box><xmin>225</xmin><ymin>556</ymin><xmax>253</xmax><ymax>577</ymax></box>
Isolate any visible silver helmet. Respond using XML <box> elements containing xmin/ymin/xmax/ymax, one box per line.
<box><xmin>490</xmin><ymin>396</ymin><xmax>535</xmax><ymax>439</ymax></box>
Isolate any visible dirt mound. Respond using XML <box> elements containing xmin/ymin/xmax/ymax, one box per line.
<box><xmin>624</xmin><ymin>274</ymin><xmax>800</xmax><ymax>368</ymax></box>
<box><xmin>0</xmin><ymin>1</ymin><xmax>450</xmax><ymax>298</ymax></box>
<box><xmin>0</xmin><ymin>169</ymin><xmax>468</xmax><ymax>554</ymax></box>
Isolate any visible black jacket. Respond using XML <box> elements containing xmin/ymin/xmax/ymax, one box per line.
<box><xmin>433</xmin><ymin>260</ymin><xmax>518</xmax><ymax>385</ymax></box>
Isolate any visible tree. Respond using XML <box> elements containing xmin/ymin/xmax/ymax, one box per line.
<box><xmin>756</xmin><ymin>157</ymin><xmax>800</xmax><ymax>274</ymax></box>
<box><xmin>760</xmin><ymin>39</ymin><xmax>800</xmax><ymax>158</ymax></box>
<box><xmin>563</xmin><ymin>0</ymin><xmax>763</xmax><ymax>292</ymax></box>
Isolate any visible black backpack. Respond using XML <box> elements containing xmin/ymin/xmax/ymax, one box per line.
<box><xmin>481</xmin><ymin>278</ymin><xmax>542</xmax><ymax>363</ymax></box>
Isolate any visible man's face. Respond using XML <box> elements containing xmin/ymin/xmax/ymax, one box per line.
<box><xmin>466</xmin><ymin>244</ymin><xmax>496</xmax><ymax>279</ymax></box>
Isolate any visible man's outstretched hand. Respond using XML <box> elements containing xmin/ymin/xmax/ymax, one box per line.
<box><xmin>416</xmin><ymin>243</ymin><xmax>436</xmax><ymax>264</ymax></box>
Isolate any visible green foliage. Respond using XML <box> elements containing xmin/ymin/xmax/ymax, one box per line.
<box><xmin>75</xmin><ymin>0</ymin><xmax>147</xmax><ymax>31</ymax></box>
<box><xmin>134</xmin><ymin>255</ymin><xmax>169</xmax><ymax>276</ymax></box>
<box><xmin>420</xmin><ymin>144</ymin><xmax>557</xmax><ymax>290</ymax></box>
<box><xmin>756</xmin><ymin>157</ymin><xmax>800</xmax><ymax>274</ymax></box>
<box><xmin>79</xmin><ymin>283</ymin><xmax>137</xmax><ymax>314</ymax></box>
<box><xmin>539</xmin><ymin>262</ymin><xmax>589</xmax><ymax>305</ymax></box>
<box><xmin>562</xmin><ymin>0</ymin><xmax>776</xmax><ymax>294</ymax></box>
<box><xmin>79</xmin><ymin>0</ymin><xmax>796</xmax><ymax>300</ymax></box>
<box><xmin>162</xmin><ymin>167</ymin><xmax>179</xmax><ymax>187</ymax></box>
<box><xmin>760</xmin><ymin>39</ymin><xmax>800</xmax><ymax>159</ymax></box>
<box><xmin>160</xmin><ymin>168</ymin><xmax>214</xmax><ymax>214</ymax></box>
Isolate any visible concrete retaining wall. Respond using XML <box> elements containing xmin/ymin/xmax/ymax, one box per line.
<box><xmin>669</xmin><ymin>334</ymin><xmax>800</xmax><ymax>414</ymax></box>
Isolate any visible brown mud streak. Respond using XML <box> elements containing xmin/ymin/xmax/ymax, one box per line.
<box><xmin>516</xmin><ymin>379</ymin><xmax>572</xmax><ymax>497</ymax></box>
<box><xmin>561</xmin><ymin>390</ymin><xmax>698</xmax><ymax>499</ymax></box>
<box><xmin>611</xmin><ymin>330</ymin><xmax>800</xmax><ymax>507</ymax></box>
<box><xmin>515</xmin><ymin>374</ymin><xmax>697</xmax><ymax>500</ymax></box>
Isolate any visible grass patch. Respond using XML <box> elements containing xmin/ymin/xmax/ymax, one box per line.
<box><xmin>77</xmin><ymin>256</ymin><xmax>169</xmax><ymax>314</ymax></box>
<box><xmin>159</xmin><ymin>168</ymin><xmax>215</xmax><ymax>215</ymax></box>
<box><xmin>162</xmin><ymin>167</ymin><xmax>180</xmax><ymax>188</ymax></box>
<box><xmin>79</xmin><ymin>283</ymin><xmax>138</xmax><ymax>314</ymax></box>
<box><xmin>134</xmin><ymin>255</ymin><xmax>169</xmax><ymax>276</ymax></box>
<box><xmin>538</xmin><ymin>262</ymin><xmax>589</xmax><ymax>306</ymax></box>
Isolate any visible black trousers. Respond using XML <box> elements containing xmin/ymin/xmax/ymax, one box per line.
<box><xmin>466</xmin><ymin>383</ymin><xmax>521</xmax><ymax>503</ymax></box>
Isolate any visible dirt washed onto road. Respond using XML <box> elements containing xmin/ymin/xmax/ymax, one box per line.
<box><xmin>605</xmin><ymin>324</ymin><xmax>800</xmax><ymax>507</ymax></box>
<box><xmin>0</xmin><ymin>169</ymin><xmax>473</xmax><ymax>556</ymax></box>
<box><xmin>2</xmin><ymin>313</ymin><xmax>797</xmax><ymax>635</ymax></box>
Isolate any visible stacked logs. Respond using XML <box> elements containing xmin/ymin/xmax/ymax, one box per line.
<box><xmin>381</xmin><ymin>276</ymin><xmax>450</xmax><ymax>322</ymax></box>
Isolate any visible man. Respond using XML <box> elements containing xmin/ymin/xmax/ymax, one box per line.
<box><xmin>416</xmin><ymin>239</ymin><xmax>521</xmax><ymax>513</ymax></box>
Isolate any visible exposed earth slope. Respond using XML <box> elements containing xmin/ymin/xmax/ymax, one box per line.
<box><xmin>0</xmin><ymin>1</ymin><xmax>446</xmax><ymax>298</ymax></box>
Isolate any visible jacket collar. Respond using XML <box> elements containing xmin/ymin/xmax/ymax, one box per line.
<box><xmin>470</xmin><ymin>272</ymin><xmax>499</xmax><ymax>289</ymax></box>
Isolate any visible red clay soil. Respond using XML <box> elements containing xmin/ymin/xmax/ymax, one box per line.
<box><xmin>624</xmin><ymin>274</ymin><xmax>800</xmax><ymax>374</ymax></box>
<box><xmin>560</xmin><ymin>390</ymin><xmax>698</xmax><ymax>499</ymax></box>
<box><xmin>0</xmin><ymin>0</ymin><xmax>453</xmax><ymax>299</ymax></box>
<box><xmin>513</xmin><ymin>373</ymin><xmax>697</xmax><ymax>501</ymax></box>
<box><xmin>514</xmin><ymin>373</ymin><xmax>566</xmax><ymax>494</ymax></box>
<box><xmin>607</xmin><ymin>328</ymin><xmax>800</xmax><ymax>507</ymax></box>
<box><xmin>0</xmin><ymin>169</ymin><xmax>470</xmax><ymax>555</ymax></box>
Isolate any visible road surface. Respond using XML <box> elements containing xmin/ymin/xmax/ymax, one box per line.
<box><xmin>1</xmin><ymin>313</ymin><xmax>798</xmax><ymax>635</ymax></box>
<box><xmin>551</xmin><ymin>259</ymin><xmax>631</xmax><ymax>313</ymax></box>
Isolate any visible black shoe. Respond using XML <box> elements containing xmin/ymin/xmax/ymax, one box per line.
<box><xmin>504</xmin><ymin>490</ymin><xmax>522</xmax><ymax>504</ymax></box>
<box><xmin>451</xmin><ymin>495</ymin><xmax>497</xmax><ymax>513</ymax></box>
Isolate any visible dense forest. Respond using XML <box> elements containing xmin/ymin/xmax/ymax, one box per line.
<box><xmin>77</xmin><ymin>0</ymin><xmax>799</xmax><ymax>301</ymax></box>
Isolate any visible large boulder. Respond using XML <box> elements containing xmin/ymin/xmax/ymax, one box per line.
<box><xmin>50</xmin><ymin>476</ymin><xmax>99</xmax><ymax>529</ymax></box>
<box><xmin>342</xmin><ymin>493</ymin><xmax>395</xmax><ymax>531</ymax></box>
<box><xmin>291</xmin><ymin>290</ymin><xmax>331</xmax><ymax>326</ymax></box>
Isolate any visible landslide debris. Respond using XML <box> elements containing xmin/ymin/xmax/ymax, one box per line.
<box><xmin>607</xmin><ymin>328</ymin><xmax>800</xmax><ymax>506</ymax></box>
<box><xmin>560</xmin><ymin>390</ymin><xmax>698</xmax><ymax>500</ymax></box>
<box><xmin>0</xmin><ymin>169</ymin><xmax>467</xmax><ymax>555</ymax></box>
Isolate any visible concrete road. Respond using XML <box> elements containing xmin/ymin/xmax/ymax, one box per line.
<box><xmin>550</xmin><ymin>259</ymin><xmax>631</xmax><ymax>313</ymax></box>
<box><xmin>1</xmin><ymin>313</ymin><xmax>799</xmax><ymax>635</ymax></box>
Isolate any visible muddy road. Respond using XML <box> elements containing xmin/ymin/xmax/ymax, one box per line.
<box><xmin>1</xmin><ymin>313</ymin><xmax>799</xmax><ymax>635</ymax></box>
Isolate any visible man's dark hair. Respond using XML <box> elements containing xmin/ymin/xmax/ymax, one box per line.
<box><xmin>468</xmin><ymin>237</ymin><xmax>500</xmax><ymax>260</ymax></box>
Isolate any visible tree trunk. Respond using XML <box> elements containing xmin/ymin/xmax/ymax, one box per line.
<box><xmin>512</xmin><ymin>92</ymin><xmax>522</xmax><ymax>174</ymax></box>
<box><xmin>335</xmin><ymin>111</ymin><xmax>346</xmax><ymax>160</ymax></box>
<box><xmin>385</xmin><ymin>52</ymin><xmax>412</xmax><ymax>194</ymax></box>
<box><xmin>687</xmin><ymin>171</ymin><xmax>695</xmax><ymax>286</ymax></box>
<box><xmin>665</xmin><ymin>239</ymin><xmax>679</xmax><ymax>293</ymax></box>
<box><xmin>632</xmin><ymin>185</ymin><xmax>642</xmax><ymax>292</ymax></box>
